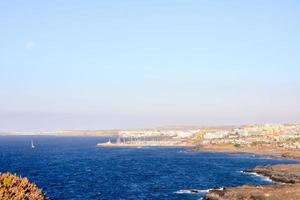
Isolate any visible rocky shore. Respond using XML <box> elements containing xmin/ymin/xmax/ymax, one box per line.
<box><xmin>244</xmin><ymin>164</ymin><xmax>300</xmax><ymax>184</ymax></box>
<box><xmin>203</xmin><ymin>183</ymin><xmax>300</xmax><ymax>200</ymax></box>
<box><xmin>0</xmin><ymin>173</ymin><xmax>46</xmax><ymax>200</ymax></box>
<box><xmin>200</xmin><ymin>146</ymin><xmax>300</xmax><ymax>200</ymax></box>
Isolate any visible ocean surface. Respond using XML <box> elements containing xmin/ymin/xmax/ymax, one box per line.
<box><xmin>0</xmin><ymin>136</ymin><xmax>297</xmax><ymax>200</ymax></box>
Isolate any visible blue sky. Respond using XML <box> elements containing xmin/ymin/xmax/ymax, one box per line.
<box><xmin>0</xmin><ymin>0</ymin><xmax>299</xmax><ymax>131</ymax></box>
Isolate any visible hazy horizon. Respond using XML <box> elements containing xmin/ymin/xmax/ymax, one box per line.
<box><xmin>1</xmin><ymin>1</ymin><xmax>300</xmax><ymax>131</ymax></box>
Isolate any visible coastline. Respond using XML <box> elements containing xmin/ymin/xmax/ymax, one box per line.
<box><xmin>96</xmin><ymin>143</ymin><xmax>194</xmax><ymax>148</ymax></box>
<box><xmin>240</xmin><ymin>171</ymin><xmax>274</xmax><ymax>184</ymax></box>
<box><xmin>96</xmin><ymin>139</ymin><xmax>195</xmax><ymax>148</ymax></box>
<box><xmin>193</xmin><ymin>145</ymin><xmax>300</xmax><ymax>200</ymax></box>
<box><xmin>192</xmin><ymin>145</ymin><xmax>298</xmax><ymax>159</ymax></box>
<box><xmin>96</xmin><ymin>140</ymin><xmax>300</xmax><ymax>199</ymax></box>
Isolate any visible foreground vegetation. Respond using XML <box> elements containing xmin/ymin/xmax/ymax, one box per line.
<box><xmin>0</xmin><ymin>173</ymin><xmax>45</xmax><ymax>200</ymax></box>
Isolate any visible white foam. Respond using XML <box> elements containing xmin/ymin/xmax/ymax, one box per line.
<box><xmin>175</xmin><ymin>187</ymin><xmax>224</xmax><ymax>194</ymax></box>
<box><xmin>175</xmin><ymin>189</ymin><xmax>209</xmax><ymax>194</ymax></box>
<box><xmin>215</xmin><ymin>187</ymin><xmax>224</xmax><ymax>191</ymax></box>
<box><xmin>241</xmin><ymin>171</ymin><xmax>273</xmax><ymax>183</ymax></box>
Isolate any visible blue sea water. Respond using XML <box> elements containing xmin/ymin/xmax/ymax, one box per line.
<box><xmin>0</xmin><ymin>136</ymin><xmax>297</xmax><ymax>200</ymax></box>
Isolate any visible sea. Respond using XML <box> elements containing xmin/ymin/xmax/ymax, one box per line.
<box><xmin>0</xmin><ymin>136</ymin><xmax>297</xmax><ymax>200</ymax></box>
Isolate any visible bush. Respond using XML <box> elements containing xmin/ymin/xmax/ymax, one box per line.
<box><xmin>0</xmin><ymin>173</ymin><xmax>46</xmax><ymax>200</ymax></box>
<box><xmin>234</xmin><ymin>144</ymin><xmax>241</xmax><ymax>148</ymax></box>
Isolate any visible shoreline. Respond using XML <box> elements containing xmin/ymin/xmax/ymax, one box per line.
<box><xmin>96</xmin><ymin>141</ymin><xmax>300</xmax><ymax>199</ymax></box>
<box><xmin>240</xmin><ymin>171</ymin><xmax>274</xmax><ymax>183</ymax></box>
<box><xmin>193</xmin><ymin>145</ymin><xmax>300</xmax><ymax>200</ymax></box>
<box><xmin>191</xmin><ymin>144</ymin><xmax>300</xmax><ymax>161</ymax></box>
<box><xmin>96</xmin><ymin>143</ymin><xmax>194</xmax><ymax>148</ymax></box>
<box><xmin>96</xmin><ymin>139</ymin><xmax>195</xmax><ymax>148</ymax></box>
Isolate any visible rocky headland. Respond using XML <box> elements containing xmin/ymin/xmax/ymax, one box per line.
<box><xmin>202</xmin><ymin>154</ymin><xmax>300</xmax><ymax>200</ymax></box>
<box><xmin>244</xmin><ymin>164</ymin><xmax>300</xmax><ymax>184</ymax></box>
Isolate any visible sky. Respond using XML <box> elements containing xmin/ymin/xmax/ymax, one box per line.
<box><xmin>0</xmin><ymin>0</ymin><xmax>300</xmax><ymax>131</ymax></box>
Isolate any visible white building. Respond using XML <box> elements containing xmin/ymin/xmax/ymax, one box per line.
<box><xmin>203</xmin><ymin>131</ymin><xmax>230</xmax><ymax>140</ymax></box>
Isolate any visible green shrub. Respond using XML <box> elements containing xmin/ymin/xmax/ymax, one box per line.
<box><xmin>234</xmin><ymin>143</ymin><xmax>241</xmax><ymax>148</ymax></box>
<box><xmin>3</xmin><ymin>177</ymin><xmax>12</xmax><ymax>187</ymax></box>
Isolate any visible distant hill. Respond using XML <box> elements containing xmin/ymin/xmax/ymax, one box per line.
<box><xmin>0</xmin><ymin>130</ymin><xmax>119</xmax><ymax>137</ymax></box>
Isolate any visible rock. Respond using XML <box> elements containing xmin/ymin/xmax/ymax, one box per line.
<box><xmin>244</xmin><ymin>164</ymin><xmax>300</xmax><ymax>184</ymax></box>
<box><xmin>204</xmin><ymin>164</ymin><xmax>300</xmax><ymax>200</ymax></box>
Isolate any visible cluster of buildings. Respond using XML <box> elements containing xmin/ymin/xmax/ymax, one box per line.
<box><xmin>117</xmin><ymin>124</ymin><xmax>300</xmax><ymax>149</ymax></box>
<box><xmin>118</xmin><ymin>129</ymin><xmax>198</xmax><ymax>138</ymax></box>
<box><xmin>200</xmin><ymin>124</ymin><xmax>300</xmax><ymax>149</ymax></box>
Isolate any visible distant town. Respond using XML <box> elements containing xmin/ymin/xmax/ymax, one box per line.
<box><xmin>3</xmin><ymin>124</ymin><xmax>300</xmax><ymax>151</ymax></box>
<box><xmin>100</xmin><ymin>124</ymin><xmax>300</xmax><ymax>150</ymax></box>
<box><xmin>194</xmin><ymin>124</ymin><xmax>300</xmax><ymax>150</ymax></box>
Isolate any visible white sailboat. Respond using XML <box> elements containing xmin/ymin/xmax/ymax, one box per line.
<box><xmin>31</xmin><ymin>139</ymin><xmax>35</xmax><ymax>149</ymax></box>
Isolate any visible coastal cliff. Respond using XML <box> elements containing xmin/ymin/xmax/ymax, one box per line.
<box><xmin>0</xmin><ymin>173</ymin><xmax>45</xmax><ymax>200</ymax></box>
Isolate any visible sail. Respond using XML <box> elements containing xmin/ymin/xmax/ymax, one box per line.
<box><xmin>31</xmin><ymin>140</ymin><xmax>35</xmax><ymax>148</ymax></box>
